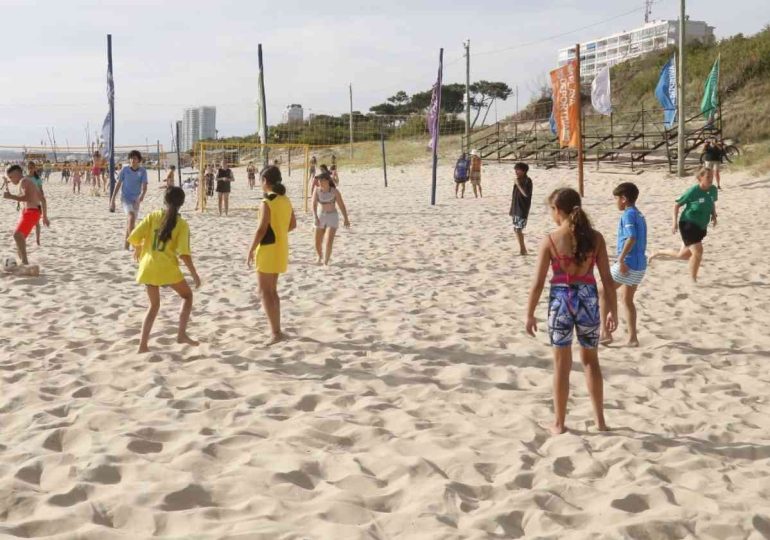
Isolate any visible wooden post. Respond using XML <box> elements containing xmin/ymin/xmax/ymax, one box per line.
<box><xmin>349</xmin><ymin>84</ymin><xmax>354</xmax><ymax>159</ymax></box>
<box><xmin>575</xmin><ymin>43</ymin><xmax>584</xmax><ymax>197</ymax></box>
<box><xmin>156</xmin><ymin>140</ymin><xmax>161</xmax><ymax>183</ymax></box>
<box><xmin>288</xmin><ymin>147</ymin><xmax>291</xmax><ymax>176</ymax></box>
<box><xmin>381</xmin><ymin>131</ymin><xmax>388</xmax><ymax>188</ymax></box>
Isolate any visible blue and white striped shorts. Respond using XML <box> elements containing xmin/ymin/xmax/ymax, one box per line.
<box><xmin>611</xmin><ymin>262</ymin><xmax>645</xmax><ymax>287</ymax></box>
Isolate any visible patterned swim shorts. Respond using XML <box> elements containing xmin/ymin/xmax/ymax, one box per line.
<box><xmin>547</xmin><ymin>284</ymin><xmax>600</xmax><ymax>349</ymax></box>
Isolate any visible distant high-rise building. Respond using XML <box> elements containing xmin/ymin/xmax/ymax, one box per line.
<box><xmin>182</xmin><ymin>106</ymin><xmax>217</xmax><ymax>151</ymax></box>
<box><xmin>282</xmin><ymin>104</ymin><xmax>304</xmax><ymax>125</ymax></box>
<box><xmin>558</xmin><ymin>19</ymin><xmax>715</xmax><ymax>84</ymax></box>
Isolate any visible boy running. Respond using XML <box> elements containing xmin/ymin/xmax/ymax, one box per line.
<box><xmin>110</xmin><ymin>150</ymin><xmax>148</xmax><ymax>250</ymax></box>
<box><xmin>600</xmin><ymin>182</ymin><xmax>647</xmax><ymax>347</ymax></box>
<box><xmin>3</xmin><ymin>165</ymin><xmax>48</xmax><ymax>266</ymax></box>
<box><xmin>510</xmin><ymin>162</ymin><xmax>533</xmax><ymax>255</ymax></box>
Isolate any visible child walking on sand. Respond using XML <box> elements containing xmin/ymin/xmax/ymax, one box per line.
<box><xmin>600</xmin><ymin>182</ymin><xmax>647</xmax><ymax>347</ymax></box>
<box><xmin>127</xmin><ymin>186</ymin><xmax>201</xmax><ymax>353</ymax></box>
<box><xmin>469</xmin><ymin>149</ymin><xmax>483</xmax><ymax>198</ymax></box>
<box><xmin>26</xmin><ymin>162</ymin><xmax>49</xmax><ymax>247</ymax></box>
<box><xmin>247</xmin><ymin>166</ymin><xmax>296</xmax><ymax>345</ymax></box>
<box><xmin>649</xmin><ymin>168</ymin><xmax>717</xmax><ymax>282</ymax></box>
<box><xmin>312</xmin><ymin>172</ymin><xmax>350</xmax><ymax>265</ymax></box>
<box><xmin>72</xmin><ymin>163</ymin><xmax>83</xmax><ymax>194</ymax></box>
<box><xmin>110</xmin><ymin>150</ymin><xmax>148</xmax><ymax>249</ymax></box>
<box><xmin>525</xmin><ymin>188</ymin><xmax>617</xmax><ymax>435</ymax></box>
<box><xmin>510</xmin><ymin>162</ymin><xmax>533</xmax><ymax>255</ymax></box>
<box><xmin>3</xmin><ymin>165</ymin><xmax>48</xmax><ymax>267</ymax></box>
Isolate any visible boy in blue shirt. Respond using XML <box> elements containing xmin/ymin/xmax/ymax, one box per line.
<box><xmin>109</xmin><ymin>150</ymin><xmax>148</xmax><ymax>249</ymax></box>
<box><xmin>600</xmin><ymin>182</ymin><xmax>647</xmax><ymax>347</ymax></box>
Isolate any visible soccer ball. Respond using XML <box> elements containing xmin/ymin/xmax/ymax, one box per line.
<box><xmin>3</xmin><ymin>257</ymin><xmax>17</xmax><ymax>271</ymax></box>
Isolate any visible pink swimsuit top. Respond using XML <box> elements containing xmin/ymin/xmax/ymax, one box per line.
<box><xmin>548</xmin><ymin>235</ymin><xmax>597</xmax><ymax>286</ymax></box>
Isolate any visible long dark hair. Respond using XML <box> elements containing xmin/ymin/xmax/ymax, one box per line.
<box><xmin>261</xmin><ymin>166</ymin><xmax>286</xmax><ymax>195</ymax></box>
<box><xmin>159</xmin><ymin>187</ymin><xmax>185</xmax><ymax>243</ymax></box>
<box><xmin>549</xmin><ymin>188</ymin><xmax>595</xmax><ymax>264</ymax></box>
<box><xmin>316</xmin><ymin>171</ymin><xmax>336</xmax><ymax>189</ymax></box>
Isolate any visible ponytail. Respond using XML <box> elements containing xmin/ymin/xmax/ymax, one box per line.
<box><xmin>159</xmin><ymin>186</ymin><xmax>185</xmax><ymax>243</ymax></box>
<box><xmin>550</xmin><ymin>188</ymin><xmax>596</xmax><ymax>264</ymax></box>
<box><xmin>261</xmin><ymin>165</ymin><xmax>286</xmax><ymax>195</ymax></box>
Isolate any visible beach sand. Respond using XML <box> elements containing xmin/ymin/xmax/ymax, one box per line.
<box><xmin>1</xmin><ymin>161</ymin><xmax>769</xmax><ymax>539</ymax></box>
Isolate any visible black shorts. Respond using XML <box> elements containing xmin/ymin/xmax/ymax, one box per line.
<box><xmin>216</xmin><ymin>180</ymin><xmax>231</xmax><ymax>193</ymax></box>
<box><xmin>679</xmin><ymin>221</ymin><xmax>707</xmax><ymax>246</ymax></box>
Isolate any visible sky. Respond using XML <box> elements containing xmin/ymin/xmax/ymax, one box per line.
<box><xmin>0</xmin><ymin>0</ymin><xmax>767</xmax><ymax>149</ymax></box>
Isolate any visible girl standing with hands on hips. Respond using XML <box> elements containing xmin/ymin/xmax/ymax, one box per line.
<box><xmin>128</xmin><ymin>186</ymin><xmax>201</xmax><ymax>354</ymax></box>
<box><xmin>247</xmin><ymin>166</ymin><xmax>296</xmax><ymax>345</ymax></box>
<box><xmin>525</xmin><ymin>188</ymin><xmax>617</xmax><ymax>435</ymax></box>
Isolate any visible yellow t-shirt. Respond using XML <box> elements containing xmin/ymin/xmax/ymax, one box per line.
<box><xmin>127</xmin><ymin>209</ymin><xmax>191</xmax><ymax>286</ymax></box>
<box><xmin>254</xmin><ymin>193</ymin><xmax>293</xmax><ymax>274</ymax></box>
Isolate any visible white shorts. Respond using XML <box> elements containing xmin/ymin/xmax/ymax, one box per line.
<box><xmin>122</xmin><ymin>199</ymin><xmax>141</xmax><ymax>216</ymax></box>
<box><xmin>611</xmin><ymin>262</ymin><xmax>645</xmax><ymax>287</ymax></box>
<box><xmin>704</xmin><ymin>160</ymin><xmax>720</xmax><ymax>172</ymax></box>
<box><xmin>316</xmin><ymin>211</ymin><xmax>339</xmax><ymax>230</ymax></box>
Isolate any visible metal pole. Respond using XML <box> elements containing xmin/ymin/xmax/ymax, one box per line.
<box><xmin>288</xmin><ymin>147</ymin><xmax>291</xmax><ymax>176</ymax></box>
<box><xmin>515</xmin><ymin>84</ymin><xmax>519</xmax><ymax>116</ymax></box>
<box><xmin>258</xmin><ymin>44</ymin><xmax>269</xmax><ymax>168</ymax></box>
<box><xmin>106</xmin><ymin>35</ymin><xmax>116</xmax><ymax>199</ymax></box>
<box><xmin>464</xmin><ymin>39</ymin><xmax>470</xmax><ymax>155</ymax></box>
<box><xmin>176</xmin><ymin>121</ymin><xmax>182</xmax><ymax>186</ymax></box>
<box><xmin>349</xmin><ymin>83</ymin><xmax>354</xmax><ymax>159</ymax></box>
<box><xmin>677</xmin><ymin>0</ymin><xmax>686</xmax><ymax>177</ymax></box>
<box><xmin>575</xmin><ymin>43</ymin><xmax>585</xmax><ymax>197</ymax></box>
<box><xmin>156</xmin><ymin>140</ymin><xmax>161</xmax><ymax>182</ymax></box>
<box><xmin>430</xmin><ymin>48</ymin><xmax>444</xmax><ymax>206</ymax></box>
<box><xmin>381</xmin><ymin>130</ymin><xmax>388</xmax><ymax>188</ymax></box>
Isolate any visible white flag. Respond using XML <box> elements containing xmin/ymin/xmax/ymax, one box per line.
<box><xmin>591</xmin><ymin>66</ymin><xmax>612</xmax><ymax>116</ymax></box>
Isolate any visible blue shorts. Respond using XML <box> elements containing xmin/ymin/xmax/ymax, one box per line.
<box><xmin>547</xmin><ymin>284</ymin><xmax>600</xmax><ymax>349</ymax></box>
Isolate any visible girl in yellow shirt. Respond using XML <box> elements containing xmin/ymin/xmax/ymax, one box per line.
<box><xmin>247</xmin><ymin>166</ymin><xmax>296</xmax><ymax>345</ymax></box>
<box><xmin>128</xmin><ymin>186</ymin><xmax>201</xmax><ymax>353</ymax></box>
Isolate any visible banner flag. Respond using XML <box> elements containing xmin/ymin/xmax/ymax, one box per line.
<box><xmin>591</xmin><ymin>66</ymin><xmax>612</xmax><ymax>115</ymax></box>
<box><xmin>549</xmin><ymin>60</ymin><xmax>580</xmax><ymax>148</ymax></box>
<box><xmin>655</xmin><ymin>55</ymin><xmax>678</xmax><ymax>129</ymax></box>
<box><xmin>700</xmin><ymin>55</ymin><xmax>720</xmax><ymax>118</ymax></box>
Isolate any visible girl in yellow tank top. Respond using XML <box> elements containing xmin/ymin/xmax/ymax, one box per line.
<box><xmin>247</xmin><ymin>166</ymin><xmax>296</xmax><ymax>345</ymax></box>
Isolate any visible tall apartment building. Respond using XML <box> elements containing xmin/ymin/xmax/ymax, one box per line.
<box><xmin>182</xmin><ymin>106</ymin><xmax>217</xmax><ymax>151</ymax></box>
<box><xmin>558</xmin><ymin>19</ymin><xmax>715</xmax><ymax>83</ymax></box>
<box><xmin>282</xmin><ymin>104</ymin><xmax>304</xmax><ymax>124</ymax></box>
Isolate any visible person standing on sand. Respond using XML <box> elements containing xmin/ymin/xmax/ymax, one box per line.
<box><xmin>204</xmin><ymin>164</ymin><xmax>215</xmax><ymax>198</ymax></box>
<box><xmin>164</xmin><ymin>166</ymin><xmax>176</xmax><ymax>189</ymax></box>
<box><xmin>247</xmin><ymin>162</ymin><xmax>257</xmax><ymax>190</ymax></box>
<box><xmin>453</xmin><ymin>152</ymin><xmax>470</xmax><ymax>198</ymax></box>
<box><xmin>312</xmin><ymin>172</ymin><xmax>350</xmax><ymax>265</ymax></box>
<box><xmin>600</xmin><ymin>182</ymin><xmax>647</xmax><ymax>347</ymax></box>
<box><xmin>3</xmin><ymin>164</ymin><xmax>47</xmax><ymax>267</ymax></box>
<box><xmin>525</xmin><ymin>187</ymin><xmax>617</xmax><ymax>435</ymax></box>
<box><xmin>649</xmin><ymin>167</ymin><xmax>717</xmax><ymax>282</ymax></box>
<box><xmin>247</xmin><ymin>166</ymin><xmax>296</xmax><ymax>345</ymax></box>
<box><xmin>26</xmin><ymin>161</ymin><xmax>49</xmax><ymax>247</ymax></box>
<box><xmin>702</xmin><ymin>139</ymin><xmax>723</xmax><ymax>190</ymax></box>
<box><xmin>128</xmin><ymin>186</ymin><xmax>201</xmax><ymax>354</ymax></box>
<box><xmin>510</xmin><ymin>162</ymin><xmax>533</xmax><ymax>255</ymax></box>
<box><xmin>215</xmin><ymin>162</ymin><xmax>233</xmax><ymax>216</ymax></box>
<box><xmin>469</xmin><ymin>149</ymin><xmax>483</xmax><ymax>198</ymax></box>
<box><xmin>109</xmin><ymin>150</ymin><xmax>149</xmax><ymax>250</ymax></box>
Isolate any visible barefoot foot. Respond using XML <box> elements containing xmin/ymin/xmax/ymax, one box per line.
<box><xmin>137</xmin><ymin>344</ymin><xmax>150</xmax><ymax>353</ymax></box>
<box><xmin>265</xmin><ymin>332</ymin><xmax>287</xmax><ymax>346</ymax></box>
<box><xmin>550</xmin><ymin>424</ymin><xmax>568</xmax><ymax>435</ymax></box>
<box><xmin>626</xmin><ymin>338</ymin><xmax>639</xmax><ymax>348</ymax></box>
<box><xmin>177</xmin><ymin>334</ymin><xmax>200</xmax><ymax>346</ymax></box>
<box><xmin>600</xmin><ymin>335</ymin><xmax>613</xmax><ymax>346</ymax></box>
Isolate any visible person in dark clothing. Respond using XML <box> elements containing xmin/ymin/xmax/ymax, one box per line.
<box><xmin>510</xmin><ymin>162</ymin><xmax>533</xmax><ymax>255</ymax></box>
<box><xmin>701</xmin><ymin>139</ymin><xmax>723</xmax><ymax>189</ymax></box>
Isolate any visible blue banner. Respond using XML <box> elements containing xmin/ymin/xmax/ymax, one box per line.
<box><xmin>549</xmin><ymin>108</ymin><xmax>557</xmax><ymax>135</ymax></box>
<box><xmin>655</xmin><ymin>55</ymin><xmax>677</xmax><ymax>129</ymax></box>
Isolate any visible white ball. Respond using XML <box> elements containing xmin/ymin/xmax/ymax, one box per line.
<box><xmin>3</xmin><ymin>257</ymin><xmax>17</xmax><ymax>270</ymax></box>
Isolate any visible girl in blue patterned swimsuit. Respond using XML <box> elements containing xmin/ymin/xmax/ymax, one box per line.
<box><xmin>525</xmin><ymin>188</ymin><xmax>618</xmax><ymax>435</ymax></box>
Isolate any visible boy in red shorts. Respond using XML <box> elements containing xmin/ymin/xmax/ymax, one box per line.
<box><xmin>3</xmin><ymin>164</ymin><xmax>46</xmax><ymax>266</ymax></box>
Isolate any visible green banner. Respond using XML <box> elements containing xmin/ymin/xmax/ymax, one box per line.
<box><xmin>700</xmin><ymin>56</ymin><xmax>720</xmax><ymax>117</ymax></box>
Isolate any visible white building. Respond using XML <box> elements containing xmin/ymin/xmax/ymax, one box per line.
<box><xmin>182</xmin><ymin>106</ymin><xmax>217</xmax><ymax>151</ymax></box>
<box><xmin>558</xmin><ymin>19</ymin><xmax>715</xmax><ymax>83</ymax></box>
<box><xmin>282</xmin><ymin>104</ymin><xmax>303</xmax><ymax>124</ymax></box>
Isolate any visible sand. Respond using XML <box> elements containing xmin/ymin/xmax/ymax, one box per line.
<box><xmin>1</xmin><ymin>160</ymin><xmax>769</xmax><ymax>539</ymax></box>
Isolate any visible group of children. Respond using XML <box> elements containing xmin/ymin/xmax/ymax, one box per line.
<box><xmin>517</xmin><ymin>162</ymin><xmax>720</xmax><ymax>434</ymax></box>
<box><xmin>453</xmin><ymin>150</ymin><xmax>483</xmax><ymax>198</ymax></box>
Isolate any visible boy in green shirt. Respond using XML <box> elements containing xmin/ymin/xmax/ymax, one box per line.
<box><xmin>650</xmin><ymin>168</ymin><xmax>717</xmax><ymax>282</ymax></box>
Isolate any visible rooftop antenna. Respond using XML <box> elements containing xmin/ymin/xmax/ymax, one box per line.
<box><xmin>644</xmin><ymin>0</ymin><xmax>654</xmax><ymax>23</ymax></box>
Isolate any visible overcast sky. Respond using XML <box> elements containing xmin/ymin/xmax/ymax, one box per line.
<box><xmin>0</xmin><ymin>0</ymin><xmax>767</xmax><ymax>149</ymax></box>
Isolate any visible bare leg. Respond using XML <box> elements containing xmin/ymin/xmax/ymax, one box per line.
<box><xmin>472</xmin><ymin>183</ymin><xmax>478</xmax><ymax>198</ymax></box>
<box><xmin>514</xmin><ymin>229</ymin><xmax>527</xmax><ymax>255</ymax></box>
<box><xmin>13</xmin><ymin>232</ymin><xmax>29</xmax><ymax>266</ymax></box>
<box><xmin>218</xmin><ymin>193</ymin><xmax>223</xmax><ymax>215</ymax></box>
<box><xmin>599</xmin><ymin>281</ymin><xmax>622</xmax><ymax>344</ymax></box>
<box><xmin>454</xmin><ymin>183</ymin><xmax>458</xmax><ymax>198</ymax></box>
<box><xmin>580</xmin><ymin>347</ymin><xmax>608</xmax><ymax>431</ymax></box>
<box><xmin>138</xmin><ymin>285</ymin><xmax>160</xmax><ymax>353</ymax></box>
<box><xmin>125</xmin><ymin>212</ymin><xmax>137</xmax><ymax>250</ymax></box>
<box><xmin>649</xmin><ymin>245</ymin><xmax>691</xmax><ymax>263</ymax></box>
<box><xmin>461</xmin><ymin>183</ymin><xmax>465</xmax><ymax>198</ymax></box>
<box><xmin>258</xmin><ymin>272</ymin><xmax>284</xmax><ymax>344</ymax></box>
<box><xmin>478</xmin><ymin>183</ymin><xmax>483</xmax><ymax>198</ymax></box>
<box><xmin>622</xmin><ymin>285</ymin><xmax>639</xmax><ymax>346</ymax></box>
<box><xmin>169</xmin><ymin>280</ymin><xmax>198</xmax><ymax>346</ymax></box>
<box><xmin>314</xmin><ymin>227</ymin><xmax>324</xmax><ymax>263</ymax></box>
<box><xmin>35</xmin><ymin>223</ymin><xmax>41</xmax><ymax>246</ymax></box>
<box><xmin>224</xmin><ymin>193</ymin><xmax>229</xmax><ymax>216</ymax></box>
<box><xmin>551</xmin><ymin>347</ymin><xmax>572</xmax><ymax>434</ymax></box>
<box><xmin>688</xmin><ymin>242</ymin><xmax>703</xmax><ymax>282</ymax></box>
<box><xmin>324</xmin><ymin>227</ymin><xmax>337</xmax><ymax>265</ymax></box>
<box><xmin>715</xmin><ymin>169</ymin><xmax>721</xmax><ymax>189</ymax></box>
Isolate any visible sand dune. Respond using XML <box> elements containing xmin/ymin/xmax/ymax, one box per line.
<box><xmin>1</xmin><ymin>161</ymin><xmax>770</xmax><ymax>539</ymax></box>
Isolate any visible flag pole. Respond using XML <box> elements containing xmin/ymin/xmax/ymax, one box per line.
<box><xmin>430</xmin><ymin>48</ymin><xmax>444</xmax><ymax>206</ymax></box>
<box><xmin>107</xmin><ymin>34</ymin><xmax>116</xmax><ymax>199</ymax></box>
<box><xmin>176</xmin><ymin>121</ymin><xmax>182</xmax><ymax>187</ymax></box>
<box><xmin>258</xmin><ymin>44</ymin><xmax>268</xmax><ymax>168</ymax></box>
<box><xmin>575</xmin><ymin>43</ymin><xmax>584</xmax><ymax>197</ymax></box>
<box><xmin>677</xmin><ymin>0</ymin><xmax>686</xmax><ymax>177</ymax></box>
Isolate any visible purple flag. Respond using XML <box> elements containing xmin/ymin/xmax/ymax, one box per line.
<box><xmin>427</xmin><ymin>64</ymin><xmax>443</xmax><ymax>151</ymax></box>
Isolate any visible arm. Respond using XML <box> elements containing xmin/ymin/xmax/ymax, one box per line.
<box><xmin>312</xmin><ymin>191</ymin><xmax>319</xmax><ymax>225</ymax></box>
<box><xmin>109</xmin><ymin>179</ymin><xmax>123</xmax><ymax>208</ymax></box>
<box><xmin>711</xmin><ymin>202</ymin><xmax>718</xmax><ymax>226</ymax></box>
<box><xmin>139</xmin><ymin>173</ymin><xmax>148</xmax><ymax>202</ymax></box>
<box><xmin>246</xmin><ymin>202</ymin><xmax>271</xmax><ymax>267</ymax></box>
<box><xmin>672</xmin><ymin>202</ymin><xmax>682</xmax><ymax>233</ymax></box>
<box><xmin>514</xmin><ymin>178</ymin><xmax>529</xmax><ymax>198</ymax></box>
<box><xmin>179</xmin><ymin>255</ymin><xmax>201</xmax><ymax>288</ymax></box>
<box><xmin>335</xmin><ymin>190</ymin><xmax>350</xmax><ymax>227</ymax></box>
<box><xmin>525</xmin><ymin>238</ymin><xmax>552</xmax><ymax>336</ymax></box>
<box><xmin>595</xmin><ymin>232</ymin><xmax>618</xmax><ymax>333</ymax></box>
<box><xmin>617</xmin><ymin>236</ymin><xmax>636</xmax><ymax>274</ymax></box>
<box><xmin>3</xmin><ymin>179</ymin><xmax>29</xmax><ymax>203</ymax></box>
<box><xmin>38</xmin><ymin>185</ymin><xmax>50</xmax><ymax>226</ymax></box>
<box><xmin>289</xmin><ymin>210</ymin><xmax>297</xmax><ymax>232</ymax></box>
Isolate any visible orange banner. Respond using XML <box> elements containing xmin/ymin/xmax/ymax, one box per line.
<box><xmin>550</xmin><ymin>60</ymin><xmax>580</xmax><ymax>148</ymax></box>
